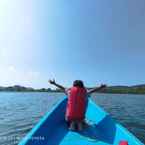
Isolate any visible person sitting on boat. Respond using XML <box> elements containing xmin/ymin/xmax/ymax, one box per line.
<box><xmin>49</xmin><ymin>79</ymin><xmax>106</xmax><ymax>131</ymax></box>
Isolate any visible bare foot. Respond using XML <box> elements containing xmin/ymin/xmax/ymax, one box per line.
<box><xmin>78</xmin><ymin>122</ymin><xmax>83</xmax><ymax>131</ymax></box>
<box><xmin>69</xmin><ymin>122</ymin><xmax>76</xmax><ymax>131</ymax></box>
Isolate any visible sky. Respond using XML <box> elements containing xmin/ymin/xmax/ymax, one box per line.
<box><xmin>0</xmin><ymin>0</ymin><xmax>145</xmax><ymax>88</ymax></box>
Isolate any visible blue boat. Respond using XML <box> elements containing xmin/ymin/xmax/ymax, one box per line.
<box><xmin>18</xmin><ymin>97</ymin><xmax>144</xmax><ymax>145</ymax></box>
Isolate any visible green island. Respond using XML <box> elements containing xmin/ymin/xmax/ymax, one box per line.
<box><xmin>0</xmin><ymin>85</ymin><xmax>145</xmax><ymax>94</ymax></box>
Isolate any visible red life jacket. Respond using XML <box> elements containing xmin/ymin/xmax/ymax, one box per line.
<box><xmin>66</xmin><ymin>86</ymin><xmax>87</xmax><ymax>121</ymax></box>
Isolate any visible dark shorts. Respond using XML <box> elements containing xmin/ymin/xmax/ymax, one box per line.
<box><xmin>65</xmin><ymin>116</ymin><xmax>84</xmax><ymax>122</ymax></box>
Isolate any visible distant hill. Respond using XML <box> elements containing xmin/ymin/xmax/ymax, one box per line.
<box><xmin>0</xmin><ymin>84</ymin><xmax>145</xmax><ymax>94</ymax></box>
<box><xmin>0</xmin><ymin>85</ymin><xmax>52</xmax><ymax>92</ymax></box>
<box><xmin>131</xmin><ymin>84</ymin><xmax>145</xmax><ymax>88</ymax></box>
<box><xmin>101</xmin><ymin>85</ymin><xmax>145</xmax><ymax>94</ymax></box>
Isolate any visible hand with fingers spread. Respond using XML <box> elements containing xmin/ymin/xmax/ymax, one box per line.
<box><xmin>49</xmin><ymin>79</ymin><xmax>56</xmax><ymax>85</ymax></box>
<box><xmin>87</xmin><ymin>84</ymin><xmax>107</xmax><ymax>94</ymax></box>
<box><xmin>100</xmin><ymin>84</ymin><xmax>107</xmax><ymax>89</ymax></box>
<box><xmin>48</xmin><ymin>79</ymin><xmax>66</xmax><ymax>92</ymax></box>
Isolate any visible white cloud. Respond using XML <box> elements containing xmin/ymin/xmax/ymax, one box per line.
<box><xmin>8</xmin><ymin>65</ymin><xmax>16</xmax><ymax>72</ymax></box>
<box><xmin>0</xmin><ymin>65</ymin><xmax>40</xmax><ymax>87</ymax></box>
<box><xmin>27</xmin><ymin>71</ymin><xmax>40</xmax><ymax>80</ymax></box>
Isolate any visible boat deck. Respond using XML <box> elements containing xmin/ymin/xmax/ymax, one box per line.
<box><xmin>48</xmin><ymin>121</ymin><xmax>115</xmax><ymax>145</ymax></box>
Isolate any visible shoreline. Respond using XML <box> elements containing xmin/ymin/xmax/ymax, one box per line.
<box><xmin>1</xmin><ymin>84</ymin><xmax>145</xmax><ymax>94</ymax></box>
<box><xmin>0</xmin><ymin>91</ymin><xmax>145</xmax><ymax>95</ymax></box>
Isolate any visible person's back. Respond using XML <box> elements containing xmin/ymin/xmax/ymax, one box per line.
<box><xmin>65</xmin><ymin>80</ymin><xmax>87</xmax><ymax>130</ymax></box>
<box><xmin>66</xmin><ymin>86</ymin><xmax>87</xmax><ymax>122</ymax></box>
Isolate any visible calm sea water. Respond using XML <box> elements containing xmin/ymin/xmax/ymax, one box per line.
<box><xmin>0</xmin><ymin>92</ymin><xmax>144</xmax><ymax>145</ymax></box>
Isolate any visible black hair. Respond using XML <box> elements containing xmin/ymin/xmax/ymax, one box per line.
<box><xmin>73</xmin><ymin>80</ymin><xmax>84</xmax><ymax>88</ymax></box>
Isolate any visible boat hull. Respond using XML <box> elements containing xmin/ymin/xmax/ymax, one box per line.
<box><xmin>18</xmin><ymin>97</ymin><xmax>144</xmax><ymax>145</ymax></box>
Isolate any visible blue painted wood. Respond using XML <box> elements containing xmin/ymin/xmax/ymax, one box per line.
<box><xmin>18</xmin><ymin>97</ymin><xmax>144</xmax><ymax>145</ymax></box>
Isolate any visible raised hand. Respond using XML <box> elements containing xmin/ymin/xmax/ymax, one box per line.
<box><xmin>100</xmin><ymin>84</ymin><xmax>107</xmax><ymax>89</ymax></box>
<box><xmin>49</xmin><ymin>79</ymin><xmax>56</xmax><ymax>85</ymax></box>
<box><xmin>88</xmin><ymin>84</ymin><xmax>107</xmax><ymax>94</ymax></box>
<box><xmin>48</xmin><ymin>79</ymin><xmax>66</xmax><ymax>92</ymax></box>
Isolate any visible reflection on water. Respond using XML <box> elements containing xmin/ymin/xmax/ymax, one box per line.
<box><xmin>0</xmin><ymin>92</ymin><xmax>144</xmax><ymax>145</ymax></box>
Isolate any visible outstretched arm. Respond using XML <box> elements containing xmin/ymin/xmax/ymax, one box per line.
<box><xmin>87</xmin><ymin>84</ymin><xmax>106</xmax><ymax>95</ymax></box>
<box><xmin>49</xmin><ymin>79</ymin><xmax>66</xmax><ymax>92</ymax></box>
